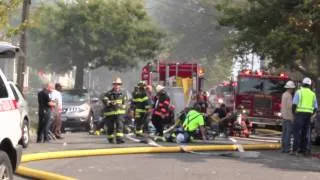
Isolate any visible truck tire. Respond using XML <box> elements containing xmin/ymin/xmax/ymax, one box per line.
<box><xmin>0</xmin><ymin>150</ymin><xmax>13</xmax><ymax>180</ymax></box>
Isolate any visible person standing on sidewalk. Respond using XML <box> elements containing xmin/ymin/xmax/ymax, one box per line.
<box><xmin>280</xmin><ymin>81</ymin><xmax>295</xmax><ymax>153</ymax></box>
<box><xmin>292</xmin><ymin>77</ymin><xmax>318</xmax><ymax>156</ymax></box>
<box><xmin>51</xmin><ymin>83</ymin><xmax>63</xmax><ymax>139</ymax></box>
<box><xmin>37</xmin><ymin>83</ymin><xmax>56</xmax><ymax>143</ymax></box>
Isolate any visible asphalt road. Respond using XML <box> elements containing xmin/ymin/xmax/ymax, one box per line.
<box><xmin>14</xmin><ymin>132</ymin><xmax>320</xmax><ymax>180</ymax></box>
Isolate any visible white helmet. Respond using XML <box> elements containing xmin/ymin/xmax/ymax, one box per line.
<box><xmin>156</xmin><ymin>84</ymin><xmax>165</xmax><ymax>92</ymax></box>
<box><xmin>284</xmin><ymin>81</ymin><xmax>295</xmax><ymax>89</ymax></box>
<box><xmin>302</xmin><ymin>77</ymin><xmax>312</xmax><ymax>85</ymax></box>
<box><xmin>112</xmin><ymin>77</ymin><xmax>122</xmax><ymax>84</ymax></box>
<box><xmin>176</xmin><ymin>133</ymin><xmax>185</xmax><ymax>143</ymax></box>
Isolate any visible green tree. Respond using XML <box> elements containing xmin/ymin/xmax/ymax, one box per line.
<box><xmin>204</xmin><ymin>48</ymin><xmax>234</xmax><ymax>88</ymax></box>
<box><xmin>28</xmin><ymin>0</ymin><xmax>165</xmax><ymax>88</ymax></box>
<box><xmin>216</xmin><ymin>0</ymin><xmax>320</xmax><ymax>83</ymax></box>
<box><xmin>0</xmin><ymin>0</ymin><xmax>23</xmax><ymax>39</ymax></box>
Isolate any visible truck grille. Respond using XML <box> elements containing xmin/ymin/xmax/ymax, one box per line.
<box><xmin>253</xmin><ymin>96</ymin><xmax>272</xmax><ymax>116</ymax></box>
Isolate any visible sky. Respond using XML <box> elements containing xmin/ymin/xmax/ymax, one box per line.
<box><xmin>232</xmin><ymin>53</ymin><xmax>261</xmax><ymax>79</ymax></box>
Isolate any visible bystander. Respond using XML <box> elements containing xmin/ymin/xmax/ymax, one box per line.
<box><xmin>280</xmin><ymin>81</ymin><xmax>295</xmax><ymax>153</ymax></box>
<box><xmin>51</xmin><ymin>83</ymin><xmax>63</xmax><ymax>139</ymax></box>
<box><xmin>37</xmin><ymin>83</ymin><xmax>55</xmax><ymax>143</ymax></box>
<box><xmin>292</xmin><ymin>77</ymin><xmax>318</xmax><ymax>157</ymax></box>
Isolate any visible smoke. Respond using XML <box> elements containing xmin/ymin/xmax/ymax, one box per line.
<box><xmin>145</xmin><ymin>0</ymin><xmax>228</xmax><ymax>60</ymax></box>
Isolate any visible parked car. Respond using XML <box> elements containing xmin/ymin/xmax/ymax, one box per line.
<box><xmin>0</xmin><ymin>42</ymin><xmax>23</xmax><ymax>179</ymax></box>
<box><xmin>8</xmin><ymin>81</ymin><xmax>30</xmax><ymax>148</ymax></box>
<box><xmin>61</xmin><ymin>89</ymin><xmax>102</xmax><ymax>132</ymax></box>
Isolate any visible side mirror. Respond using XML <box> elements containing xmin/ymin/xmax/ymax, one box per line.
<box><xmin>91</xmin><ymin>97</ymin><xmax>99</xmax><ymax>103</ymax></box>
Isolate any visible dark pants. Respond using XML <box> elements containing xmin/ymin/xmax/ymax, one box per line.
<box><xmin>37</xmin><ymin>109</ymin><xmax>51</xmax><ymax>142</ymax></box>
<box><xmin>219</xmin><ymin>117</ymin><xmax>228</xmax><ymax>136</ymax></box>
<box><xmin>152</xmin><ymin>114</ymin><xmax>164</xmax><ymax>136</ymax></box>
<box><xmin>105</xmin><ymin>115</ymin><xmax>124</xmax><ymax>142</ymax></box>
<box><xmin>281</xmin><ymin>119</ymin><xmax>293</xmax><ymax>152</ymax></box>
<box><xmin>293</xmin><ymin>112</ymin><xmax>312</xmax><ymax>153</ymax></box>
<box><xmin>135</xmin><ymin>112</ymin><xmax>149</xmax><ymax>134</ymax></box>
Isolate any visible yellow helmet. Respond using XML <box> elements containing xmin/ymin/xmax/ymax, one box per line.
<box><xmin>113</xmin><ymin>77</ymin><xmax>122</xmax><ymax>84</ymax></box>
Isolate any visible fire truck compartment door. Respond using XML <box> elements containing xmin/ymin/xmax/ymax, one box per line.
<box><xmin>164</xmin><ymin>87</ymin><xmax>185</xmax><ymax>115</ymax></box>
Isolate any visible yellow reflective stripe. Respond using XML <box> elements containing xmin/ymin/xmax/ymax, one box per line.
<box><xmin>107</xmin><ymin>134</ymin><xmax>114</xmax><ymax>138</ymax></box>
<box><xmin>104</xmin><ymin>112</ymin><xmax>114</xmax><ymax>116</ymax></box>
<box><xmin>116</xmin><ymin>133</ymin><xmax>124</xmax><ymax>137</ymax></box>
<box><xmin>133</xmin><ymin>96</ymin><xmax>149</xmax><ymax>102</ymax></box>
<box><xmin>136</xmin><ymin>109</ymin><xmax>147</xmax><ymax>113</ymax></box>
<box><xmin>110</xmin><ymin>99</ymin><xmax>123</xmax><ymax>104</ymax></box>
<box><xmin>104</xmin><ymin>109</ymin><xmax>126</xmax><ymax>116</ymax></box>
<box><xmin>114</xmin><ymin>110</ymin><xmax>126</xmax><ymax>115</ymax></box>
<box><xmin>136</xmin><ymin>130</ymin><xmax>143</xmax><ymax>134</ymax></box>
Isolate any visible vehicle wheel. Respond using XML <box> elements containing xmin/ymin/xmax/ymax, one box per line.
<box><xmin>21</xmin><ymin>120</ymin><xmax>30</xmax><ymax>148</ymax></box>
<box><xmin>87</xmin><ymin>113</ymin><xmax>95</xmax><ymax>132</ymax></box>
<box><xmin>0</xmin><ymin>150</ymin><xmax>13</xmax><ymax>180</ymax></box>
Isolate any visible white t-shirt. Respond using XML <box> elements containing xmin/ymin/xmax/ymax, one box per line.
<box><xmin>50</xmin><ymin>90</ymin><xmax>63</xmax><ymax>112</ymax></box>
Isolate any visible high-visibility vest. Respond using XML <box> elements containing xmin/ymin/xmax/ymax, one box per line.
<box><xmin>296</xmin><ymin>87</ymin><xmax>316</xmax><ymax>113</ymax></box>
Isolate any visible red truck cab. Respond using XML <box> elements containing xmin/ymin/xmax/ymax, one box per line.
<box><xmin>235</xmin><ymin>69</ymin><xmax>289</xmax><ymax>128</ymax></box>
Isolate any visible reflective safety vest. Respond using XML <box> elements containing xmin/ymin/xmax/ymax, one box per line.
<box><xmin>296</xmin><ymin>87</ymin><xmax>316</xmax><ymax>113</ymax></box>
<box><xmin>183</xmin><ymin>110</ymin><xmax>204</xmax><ymax>132</ymax></box>
<box><xmin>102</xmin><ymin>89</ymin><xmax>127</xmax><ymax>117</ymax></box>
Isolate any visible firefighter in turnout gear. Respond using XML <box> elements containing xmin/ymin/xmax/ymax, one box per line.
<box><xmin>102</xmin><ymin>77</ymin><xmax>127</xmax><ymax>144</ymax></box>
<box><xmin>132</xmin><ymin>81</ymin><xmax>151</xmax><ymax>136</ymax></box>
<box><xmin>151</xmin><ymin>85</ymin><xmax>171</xmax><ymax>140</ymax></box>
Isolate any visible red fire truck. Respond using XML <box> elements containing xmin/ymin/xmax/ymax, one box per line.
<box><xmin>141</xmin><ymin>61</ymin><xmax>205</xmax><ymax>93</ymax></box>
<box><xmin>234</xmin><ymin>69</ymin><xmax>290</xmax><ymax>128</ymax></box>
<box><xmin>209</xmin><ymin>81</ymin><xmax>237</xmax><ymax>110</ymax></box>
<box><xmin>141</xmin><ymin>61</ymin><xmax>205</xmax><ymax>111</ymax></box>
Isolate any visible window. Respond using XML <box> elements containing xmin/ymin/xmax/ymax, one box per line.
<box><xmin>238</xmin><ymin>77</ymin><xmax>286</xmax><ymax>95</ymax></box>
<box><xmin>10</xmin><ymin>84</ymin><xmax>19</xmax><ymax>101</ymax></box>
<box><xmin>216</xmin><ymin>86</ymin><xmax>234</xmax><ymax>95</ymax></box>
<box><xmin>15</xmin><ymin>84</ymin><xmax>25</xmax><ymax>98</ymax></box>
<box><xmin>238</xmin><ymin>78</ymin><xmax>263</xmax><ymax>94</ymax></box>
<box><xmin>0</xmin><ymin>76</ymin><xmax>8</xmax><ymax>98</ymax></box>
<box><xmin>62</xmin><ymin>91</ymin><xmax>89</xmax><ymax>102</ymax></box>
<box><xmin>264</xmin><ymin>79</ymin><xmax>286</xmax><ymax>95</ymax></box>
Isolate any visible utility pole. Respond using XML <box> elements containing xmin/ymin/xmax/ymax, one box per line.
<box><xmin>17</xmin><ymin>0</ymin><xmax>31</xmax><ymax>91</ymax></box>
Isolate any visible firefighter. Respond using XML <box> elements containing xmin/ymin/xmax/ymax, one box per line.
<box><xmin>102</xmin><ymin>77</ymin><xmax>127</xmax><ymax>144</ymax></box>
<box><xmin>132</xmin><ymin>81</ymin><xmax>151</xmax><ymax>136</ymax></box>
<box><xmin>292</xmin><ymin>77</ymin><xmax>318</xmax><ymax>156</ymax></box>
<box><xmin>193</xmin><ymin>90</ymin><xmax>208</xmax><ymax>114</ymax></box>
<box><xmin>151</xmin><ymin>85</ymin><xmax>171</xmax><ymax>140</ymax></box>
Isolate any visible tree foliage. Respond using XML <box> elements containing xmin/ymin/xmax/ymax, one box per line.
<box><xmin>0</xmin><ymin>0</ymin><xmax>23</xmax><ymax>39</ymax></box>
<box><xmin>145</xmin><ymin>0</ymin><xmax>228</xmax><ymax>60</ymax></box>
<box><xmin>28</xmin><ymin>0</ymin><xmax>165</xmax><ymax>88</ymax></box>
<box><xmin>216</xmin><ymin>0</ymin><xmax>320</xmax><ymax>80</ymax></box>
<box><xmin>203</xmin><ymin>47</ymin><xmax>234</xmax><ymax>88</ymax></box>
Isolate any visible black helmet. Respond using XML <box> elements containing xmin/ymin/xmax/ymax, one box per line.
<box><xmin>193</xmin><ymin>104</ymin><xmax>201</xmax><ymax>112</ymax></box>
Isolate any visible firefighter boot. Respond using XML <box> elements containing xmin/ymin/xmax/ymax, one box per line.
<box><xmin>136</xmin><ymin>130</ymin><xmax>143</xmax><ymax>137</ymax></box>
<box><xmin>116</xmin><ymin>138</ymin><xmax>125</xmax><ymax>144</ymax></box>
<box><xmin>108</xmin><ymin>138</ymin><xmax>114</xmax><ymax>144</ymax></box>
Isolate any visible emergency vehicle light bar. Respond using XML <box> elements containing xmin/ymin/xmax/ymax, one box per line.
<box><xmin>240</xmin><ymin>69</ymin><xmax>288</xmax><ymax>78</ymax></box>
